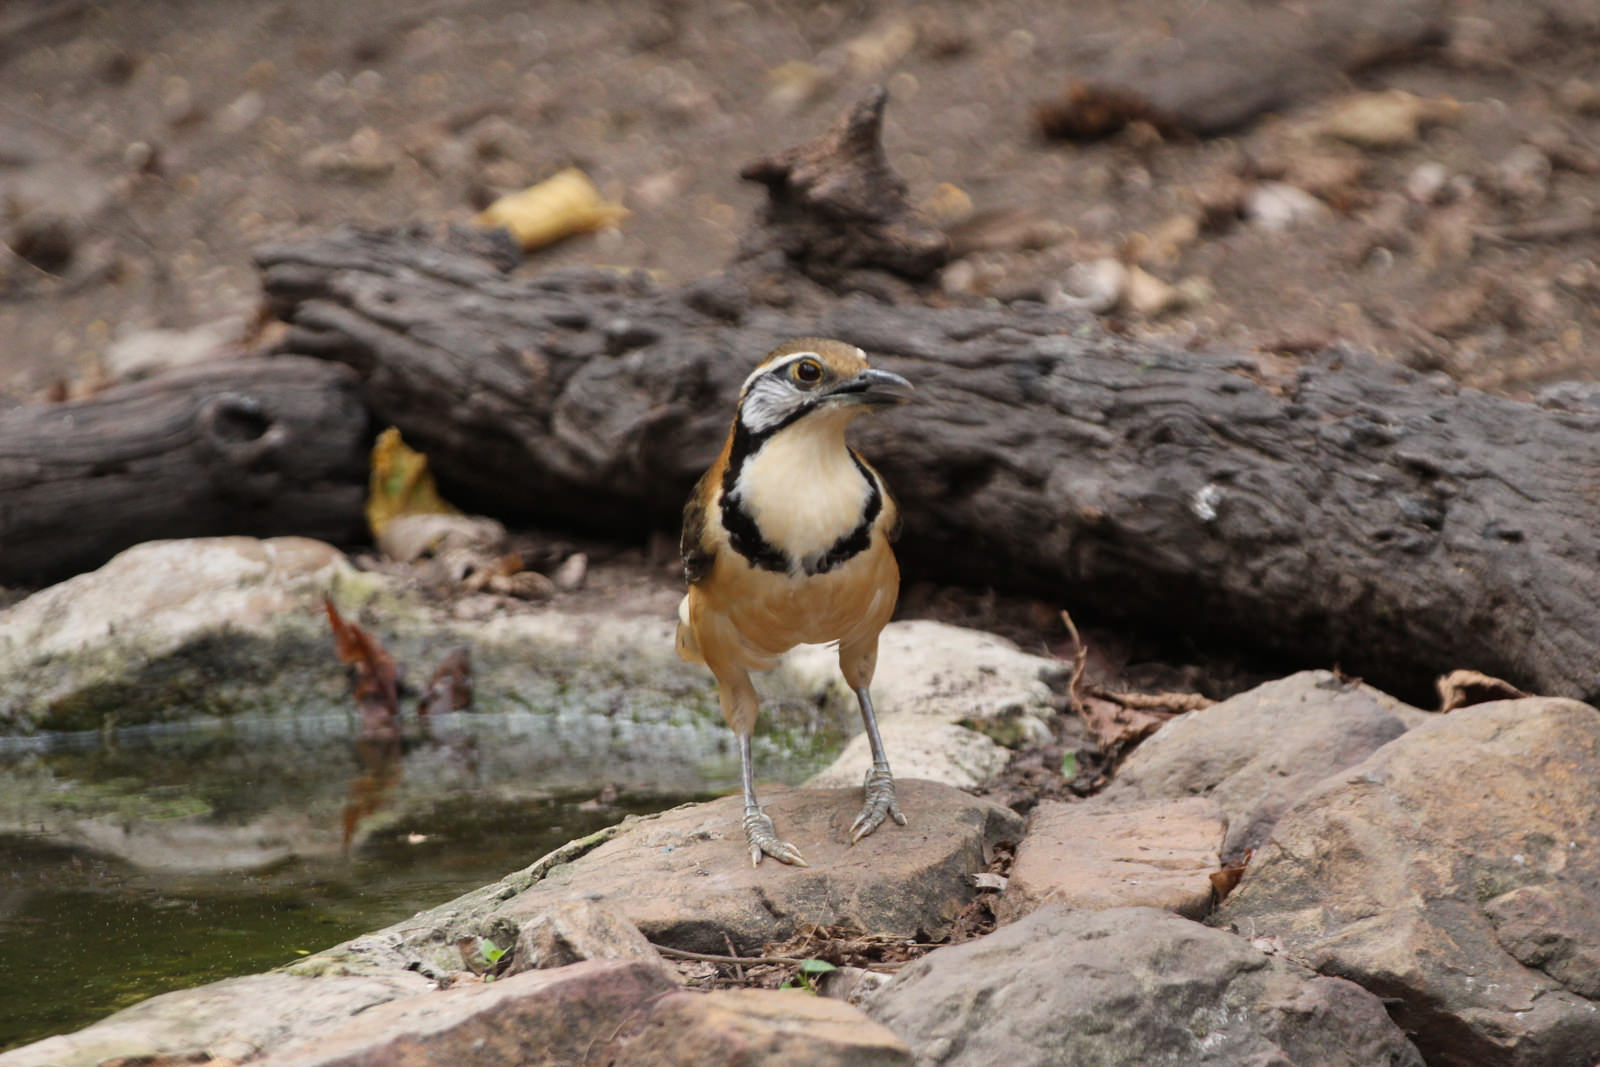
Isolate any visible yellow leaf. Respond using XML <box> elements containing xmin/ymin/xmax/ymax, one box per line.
<box><xmin>366</xmin><ymin>427</ymin><xmax>459</xmax><ymax>539</ymax></box>
<box><xmin>474</xmin><ymin>168</ymin><xmax>628</xmax><ymax>251</ymax></box>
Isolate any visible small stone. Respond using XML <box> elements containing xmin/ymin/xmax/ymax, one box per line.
<box><xmin>502</xmin><ymin>899</ymin><xmax>668</xmax><ymax>975</ymax></box>
<box><xmin>217</xmin><ymin>90</ymin><xmax>265</xmax><ymax>134</ymax></box>
<box><xmin>1557</xmin><ymin>78</ymin><xmax>1600</xmax><ymax>116</ymax></box>
<box><xmin>494</xmin><ymin>569</ymin><xmax>556</xmax><ymax>600</ymax></box>
<box><xmin>1244</xmin><ymin>181</ymin><xmax>1330</xmax><ymax>232</ymax></box>
<box><xmin>1049</xmin><ymin>257</ymin><xmax>1125</xmax><ymax>314</ymax></box>
<box><xmin>1121</xmin><ymin>264</ymin><xmax>1182</xmax><ymax>317</ymax></box>
<box><xmin>1314</xmin><ymin>90</ymin><xmax>1459</xmax><ymax>150</ymax></box>
<box><xmin>1493</xmin><ymin>144</ymin><xmax>1552</xmax><ymax>204</ymax></box>
<box><xmin>1406</xmin><ymin>161</ymin><xmax>1451</xmax><ymax>204</ymax></box>
<box><xmin>301</xmin><ymin>128</ymin><xmax>397</xmax><ymax>182</ymax></box>
<box><xmin>551</xmin><ymin>552</ymin><xmax>588</xmax><ymax>592</ymax></box>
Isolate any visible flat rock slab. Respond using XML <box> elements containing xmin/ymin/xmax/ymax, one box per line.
<box><xmin>359</xmin><ymin>780</ymin><xmax>1022</xmax><ymax>967</ymax></box>
<box><xmin>867</xmin><ymin>906</ymin><xmax>1424</xmax><ymax>1067</ymax></box>
<box><xmin>1104</xmin><ymin>670</ymin><xmax>1422</xmax><ymax>861</ymax></box>
<box><xmin>1216</xmin><ymin>697</ymin><xmax>1600</xmax><ymax>1066</ymax></box>
<box><xmin>612</xmin><ymin>988</ymin><xmax>912</xmax><ymax>1066</ymax></box>
<box><xmin>257</xmin><ymin>959</ymin><xmax>674</xmax><ymax>1067</ymax></box>
<box><xmin>0</xmin><ymin>972</ymin><xmax>432</xmax><ymax>1067</ymax></box>
<box><xmin>997</xmin><ymin>796</ymin><xmax>1226</xmax><ymax>923</ymax></box>
<box><xmin>499</xmin><ymin>780</ymin><xmax>1021</xmax><ymax>954</ymax></box>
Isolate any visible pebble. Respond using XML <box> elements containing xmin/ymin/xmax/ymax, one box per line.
<box><xmin>1049</xmin><ymin>258</ymin><xmax>1125</xmax><ymax>314</ymax></box>
<box><xmin>1406</xmin><ymin>162</ymin><xmax>1450</xmax><ymax>205</ymax></box>
<box><xmin>1493</xmin><ymin>145</ymin><xmax>1552</xmax><ymax>204</ymax></box>
<box><xmin>1244</xmin><ymin>182</ymin><xmax>1329</xmax><ymax>232</ymax></box>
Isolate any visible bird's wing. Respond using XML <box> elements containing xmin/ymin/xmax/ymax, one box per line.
<box><xmin>680</xmin><ymin>480</ymin><xmax>718</xmax><ymax>585</ymax></box>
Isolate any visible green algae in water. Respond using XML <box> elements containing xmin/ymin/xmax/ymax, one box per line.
<box><xmin>0</xmin><ymin>677</ymin><xmax>848</xmax><ymax>1053</ymax></box>
<box><xmin>0</xmin><ymin>790</ymin><xmax>703</xmax><ymax>1052</ymax></box>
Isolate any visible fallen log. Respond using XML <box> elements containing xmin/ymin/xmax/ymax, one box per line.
<box><xmin>257</xmin><ymin>225</ymin><xmax>1600</xmax><ymax>705</ymax></box>
<box><xmin>0</xmin><ymin>356</ymin><xmax>369</xmax><ymax>585</ymax></box>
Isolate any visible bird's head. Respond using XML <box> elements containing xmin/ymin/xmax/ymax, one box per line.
<box><xmin>736</xmin><ymin>338</ymin><xmax>912</xmax><ymax>438</ymax></box>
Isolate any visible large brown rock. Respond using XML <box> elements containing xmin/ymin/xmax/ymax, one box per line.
<box><xmin>1215</xmin><ymin>698</ymin><xmax>1600</xmax><ymax>1066</ymax></box>
<box><xmin>0</xmin><ymin>972</ymin><xmax>431</xmax><ymax>1067</ymax></box>
<box><xmin>612</xmin><ymin>988</ymin><xmax>912</xmax><ymax>1066</ymax></box>
<box><xmin>866</xmin><ymin>906</ymin><xmax>1423</xmax><ymax>1066</ymax></box>
<box><xmin>996</xmin><ymin>796</ymin><xmax>1227</xmax><ymax>923</ymax></box>
<box><xmin>308</xmin><ymin>779</ymin><xmax>1021</xmax><ymax>977</ymax></box>
<box><xmin>1103</xmin><ymin>671</ymin><xmax>1422</xmax><ymax>861</ymax></box>
<box><xmin>256</xmin><ymin>959</ymin><xmax>674</xmax><ymax>1066</ymax></box>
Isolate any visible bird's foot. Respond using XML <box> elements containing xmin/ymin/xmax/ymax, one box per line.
<box><xmin>743</xmin><ymin>805</ymin><xmax>808</xmax><ymax>867</ymax></box>
<box><xmin>850</xmin><ymin>763</ymin><xmax>908</xmax><ymax>843</ymax></box>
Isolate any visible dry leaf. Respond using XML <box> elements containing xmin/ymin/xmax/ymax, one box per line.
<box><xmin>366</xmin><ymin>426</ymin><xmax>459</xmax><ymax>540</ymax></box>
<box><xmin>418</xmin><ymin>646</ymin><xmax>473</xmax><ymax>719</ymax></box>
<box><xmin>324</xmin><ymin>598</ymin><xmax>400</xmax><ymax>727</ymax></box>
<box><xmin>1210</xmin><ymin>850</ymin><xmax>1252</xmax><ymax>904</ymax></box>
<box><xmin>1437</xmin><ymin>669</ymin><xmax>1528</xmax><ymax>712</ymax></box>
<box><xmin>474</xmin><ymin>167</ymin><xmax>627</xmax><ymax>252</ymax></box>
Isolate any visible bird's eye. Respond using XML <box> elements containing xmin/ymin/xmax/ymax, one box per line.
<box><xmin>791</xmin><ymin>359</ymin><xmax>823</xmax><ymax>386</ymax></box>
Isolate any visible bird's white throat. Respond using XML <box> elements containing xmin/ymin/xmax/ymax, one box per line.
<box><xmin>732</xmin><ymin>415</ymin><xmax>871</xmax><ymax>563</ymax></box>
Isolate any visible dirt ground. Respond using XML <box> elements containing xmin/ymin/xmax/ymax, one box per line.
<box><xmin>4</xmin><ymin>0</ymin><xmax>1600</xmax><ymax>404</ymax></box>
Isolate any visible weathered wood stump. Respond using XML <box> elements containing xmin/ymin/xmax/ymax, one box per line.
<box><xmin>256</xmin><ymin>225</ymin><xmax>1600</xmax><ymax>704</ymax></box>
<box><xmin>0</xmin><ymin>357</ymin><xmax>369</xmax><ymax>585</ymax></box>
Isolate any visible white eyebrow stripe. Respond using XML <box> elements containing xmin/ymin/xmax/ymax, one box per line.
<box><xmin>742</xmin><ymin>351</ymin><xmax>818</xmax><ymax>393</ymax></box>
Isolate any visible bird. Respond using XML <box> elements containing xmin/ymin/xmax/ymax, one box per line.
<box><xmin>676</xmin><ymin>338</ymin><xmax>912</xmax><ymax>867</ymax></box>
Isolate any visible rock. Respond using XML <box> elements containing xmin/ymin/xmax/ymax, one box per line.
<box><xmin>102</xmin><ymin>316</ymin><xmax>247</xmax><ymax>381</ymax></box>
<box><xmin>1492</xmin><ymin>144</ymin><xmax>1552</xmax><ymax>205</ymax></box>
<box><xmin>1049</xmin><ymin>257</ymin><xmax>1125</xmax><ymax>314</ymax></box>
<box><xmin>551</xmin><ymin>551</ymin><xmax>588</xmax><ymax>591</ymax></box>
<box><xmin>806</xmin><ymin>719</ymin><xmax>1010</xmax><ymax>791</ymax></box>
<box><xmin>300</xmin><ymin>127</ymin><xmax>397</xmax><ymax>182</ymax></box>
<box><xmin>1311</xmin><ymin>90</ymin><xmax>1460</xmax><ymax>149</ymax></box>
<box><xmin>306</xmin><ymin>780</ymin><xmax>1021</xmax><ymax>972</ymax></box>
<box><xmin>1485</xmin><ymin>882</ymin><xmax>1600</xmax><ymax>1000</ymax></box>
<box><xmin>0</xmin><ymin>537</ymin><xmax>359</xmax><ymax>731</ymax></box>
<box><xmin>783</xmin><ymin>620</ymin><xmax>1062</xmax><ymax>740</ymax></box>
<box><xmin>1406</xmin><ymin>161</ymin><xmax>1452</xmax><ymax>204</ymax></box>
<box><xmin>1121</xmin><ymin>264</ymin><xmax>1185</xmax><ymax>316</ymax></box>
<box><xmin>256</xmin><ymin>959</ymin><xmax>675</xmax><ymax>1067</ymax></box>
<box><xmin>996</xmin><ymin>797</ymin><xmax>1227</xmax><ymax>923</ymax></box>
<box><xmin>1102</xmin><ymin>671</ymin><xmax>1422</xmax><ymax>861</ymax></box>
<box><xmin>1557</xmin><ymin>78</ymin><xmax>1600</xmax><ymax>116</ymax></box>
<box><xmin>1244</xmin><ymin>181</ymin><xmax>1331</xmax><ymax>231</ymax></box>
<box><xmin>789</xmin><ymin>620</ymin><xmax>1062</xmax><ymax>789</ymax></box>
<box><xmin>0</xmin><ymin>972</ymin><xmax>432</xmax><ymax>1067</ymax></box>
<box><xmin>611</xmin><ymin>988</ymin><xmax>911</xmax><ymax>1066</ymax></box>
<box><xmin>866</xmin><ymin>906</ymin><xmax>1423</xmax><ymax>1067</ymax></box>
<box><xmin>504</xmin><ymin>899</ymin><xmax>668</xmax><ymax>975</ymax></box>
<box><xmin>376</xmin><ymin>513</ymin><xmax>507</xmax><ymax>564</ymax></box>
<box><xmin>1215</xmin><ymin>698</ymin><xmax>1600</xmax><ymax>1066</ymax></box>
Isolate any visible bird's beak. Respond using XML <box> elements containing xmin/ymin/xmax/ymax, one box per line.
<box><xmin>823</xmin><ymin>368</ymin><xmax>913</xmax><ymax>407</ymax></box>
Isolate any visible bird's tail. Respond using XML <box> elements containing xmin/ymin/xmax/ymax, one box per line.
<box><xmin>674</xmin><ymin>595</ymin><xmax>703</xmax><ymax>664</ymax></box>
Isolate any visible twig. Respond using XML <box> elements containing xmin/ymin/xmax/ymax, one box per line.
<box><xmin>1059</xmin><ymin>609</ymin><xmax>1090</xmax><ymax>716</ymax></box>
<box><xmin>1476</xmin><ymin>214</ymin><xmax>1600</xmax><ymax>246</ymax></box>
<box><xmin>1093</xmin><ymin>688</ymin><xmax>1214</xmax><ymax>712</ymax></box>
<box><xmin>652</xmin><ymin>943</ymin><xmax>908</xmax><ymax>974</ymax></box>
<box><xmin>653</xmin><ymin>945</ymin><xmax>809</xmax><ymax>966</ymax></box>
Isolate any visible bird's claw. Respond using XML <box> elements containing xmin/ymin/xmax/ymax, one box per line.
<box><xmin>850</xmin><ymin>764</ymin><xmax>907</xmax><ymax>843</ymax></box>
<box><xmin>744</xmin><ymin>806</ymin><xmax>808</xmax><ymax>867</ymax></box>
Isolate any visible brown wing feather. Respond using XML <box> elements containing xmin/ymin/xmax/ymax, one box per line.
<box><xmin>680</xmin><ymin>475</ymin><xmax>717</xmax><ymax>585</ymax></box>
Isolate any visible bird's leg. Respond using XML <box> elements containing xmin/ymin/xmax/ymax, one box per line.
<box><xmin>739</xmin><ymin>731</ymin><xmax>807</xmax><ymax>867</ymax></box>
<box><xmin>849</xmin><ymin>685</ymin><xmax>908</xmax><ymax>843</ymax></box>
